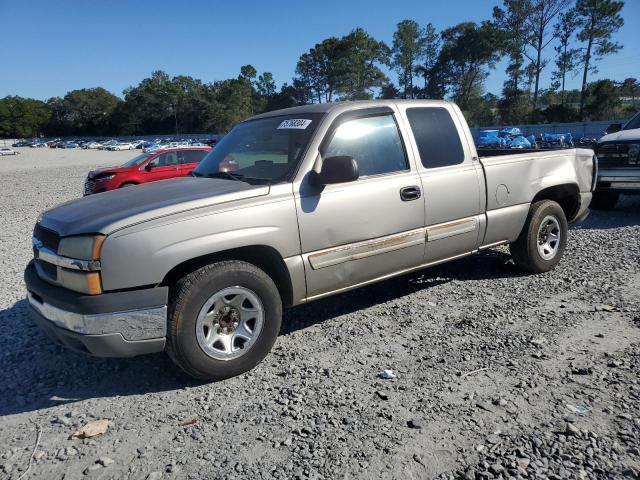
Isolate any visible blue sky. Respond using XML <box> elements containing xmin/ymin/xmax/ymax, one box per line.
<box><xmin>1</xmin><ymin>0</ymin><xmax>638</xmax><ymax>100</ymax></box>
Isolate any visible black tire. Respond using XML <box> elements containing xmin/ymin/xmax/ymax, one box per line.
<box><xmin>589</xmin><ymin>191</ymin><xmax>619</xmax><ymax>210</ymax></box>
<box><xmin>118</xmin><ymin>182</ymin><xmax>137</xmax><ymax>188</ymax></box>
<box><xmin>166</xmin><ymin>261</ymin><xmax>282</xmax><ymax>381</ymax></box>
<box><xmin>510</xmin><ymin>200</ymin><xmax>568</xmax><ymax>274</ymax></box>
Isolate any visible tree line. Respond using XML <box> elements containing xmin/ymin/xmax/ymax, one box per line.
<box><xmin>1</xmin><ymin>0</ymin><xmax>637</xmax><ymax>139</ymax></box>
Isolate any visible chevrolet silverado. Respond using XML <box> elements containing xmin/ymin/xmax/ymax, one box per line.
<box><xmin>25</xmin><ymin>100</ymin><xmax>596</xmax><ymax>381</ymax></box>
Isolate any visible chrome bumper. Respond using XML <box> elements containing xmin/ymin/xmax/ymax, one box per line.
<box><xmin>27</xmin><ymin>292</ymin><xmax>166</xmax><ymax>341</ymax></box>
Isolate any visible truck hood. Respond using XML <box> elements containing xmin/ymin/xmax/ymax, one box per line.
<box><xmin>39</xmin><ymin>177</ymin><xmax>269</xmax><ymax>236</ymax></box>
<box><xmin>599</xmin><ymin>128</ymin><xmax>640</xmax><ymax>143</ymax></box>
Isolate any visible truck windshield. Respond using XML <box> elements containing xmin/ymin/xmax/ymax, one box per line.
<box><xmin>194</xmin><ymin>113</ymin><xmax>324</xmax><ymax>183</ymax></box>
<box><xmin>623</xmin><ymin>112</ymin><xmax>640</xmax><ymax>130</ymax></box>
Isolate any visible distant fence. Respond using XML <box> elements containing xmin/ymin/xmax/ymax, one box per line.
<box><xmin>1</xmin><ymin>133</ymin><xmax>223</xmax><ymax>147</ymax></box>
<box><xmin>470</xmin><ymin>119</ymin><xmax>628</xmax><ymax>139</ymax></box>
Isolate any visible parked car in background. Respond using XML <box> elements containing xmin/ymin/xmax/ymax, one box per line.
<box><xmin>84</xmin><ymin>146</ymin><xmax>211</xmax><ymax>194</ymax></box>
<box><xmin>0</xmin><ymin>147</ymin><xmax>19</xmax><ymax>156</ymax></box>
<box><xmin>592</xmin><ymin>111</ymin><xmax>640</xmax><ymax>209</ymax></box>
<box><xmin>143</xmin><ymin>143</ymin><xmax>162</xmax><ymax>153</ymax></box>
<box><xmin>99</xmin><ymin>140</ymin><xmax>118</xmax><ymax>150</ymax></box>
<box><xmin>82</xmin><ymin>141</ymin><xmax>102</xmax><ymax>149</ymax></box>
<box><xmin>108</xmin><ymin>142</ymin><xmax>135</xmax><ymax>151</ymax></box>
<box><xmin>12</xmin><ymin>140</ymin><xmax>33</xmax><ymax>147</ymax></box>
<box><xmin>28</xmin><ymin>100</ymin><xmax>596</xmax><ymax>381</ymax></box>
<box><xmin>60</xmin><ymin>141</ymin><xmax>79</xmax><ymax>149</ymax></box>
<box><xmin>30</xmin><ymin>142</ymin><xmax>48</xmax><ymax>148</ymax></box>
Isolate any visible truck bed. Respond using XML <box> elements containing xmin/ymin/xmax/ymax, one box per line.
<box><xmin>479</xmin><ymin>148</ymin><xmax>596</xmax><ymax>212</ymax></box>
<box><xmin>478</xmin><ymin>148</ymin><xmax>557</xmax><ymax>157</ymax></box>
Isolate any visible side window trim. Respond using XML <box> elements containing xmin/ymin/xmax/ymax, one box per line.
<box><xmin>320</xmin><ymin>110</ymin><xmax>410</xmax><ymax>177</ymax></box>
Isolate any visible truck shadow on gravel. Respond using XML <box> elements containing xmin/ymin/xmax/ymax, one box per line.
<box><xmin>0</xmin><ymin>249</ymin><xmax>522</xmax><ymax>417</ymax></box>
<box><xmin>281</xmin><ymin>248</ymin><xmax>522</xmax><ymax>335</ymax></box>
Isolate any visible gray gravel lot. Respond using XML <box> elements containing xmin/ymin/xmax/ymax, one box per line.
<box><xmin>0</xmin><ymin>148</ymin><xmax>639</xmax><ymax>479</ymax></box>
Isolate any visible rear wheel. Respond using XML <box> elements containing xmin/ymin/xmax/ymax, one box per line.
<box><xmin>510</xmin><ymin>200</ymin><xmax>568</xmax><ymax>273</ymax></box>
<box><xmin>166</xmin><ymin>261</ymin><xmax>282</xmax><ymax>381</ymax></box>
<box><xmin>590</xmin><ymin>191</ymin><xmax>619</xmax><ymax>210</ymax></box>
<box><xmin>118</xmin><ymin>182</ymin><xmax>136</xmax><ymax>188</ymax></box>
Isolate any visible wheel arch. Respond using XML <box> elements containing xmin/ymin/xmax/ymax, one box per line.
<box><xmin>531</xmin><ymin>183</ymin><xmax>580</xmax><ymax>222</ymax></box>
<box><xmin>160</xmin><ymin>245</ymin><xmax>294</xmax><ymax>307</ymax></box>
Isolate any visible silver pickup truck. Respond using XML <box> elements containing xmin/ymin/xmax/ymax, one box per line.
<box><xmin>25</xmin><ymin>100</ymin><xmax>596</xmax><ymax>380</ymax></box>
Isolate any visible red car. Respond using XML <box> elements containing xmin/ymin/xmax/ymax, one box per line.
<box><xmin>84</xmin><ymin>147</ymin><xmax>211</xmax><ymax>195</ymax></box>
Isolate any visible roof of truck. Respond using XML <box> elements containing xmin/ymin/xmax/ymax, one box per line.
<box><xmin>249</xmin><ymin>99</ymin><xmax>453</xmax><ymax>121</ymax></box>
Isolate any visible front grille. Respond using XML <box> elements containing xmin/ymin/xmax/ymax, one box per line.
<box><xmin>84</xmin><ymin>179</ymin><xmax>95</xmax><ymax>195</ymax></box>
<box><xmin>597</xmin><ymin>143</ymin><xmax>638</xmax><ymax>168</ymax></box>
<box><xmin>33</xmin><ymin>224</ymin><xmax>60</xmax><ymax>252</ymax></box>
<box><xmin>35</xmin><ymin>259</ymin><xmax>57</xmax><ymax>281</ymax></box>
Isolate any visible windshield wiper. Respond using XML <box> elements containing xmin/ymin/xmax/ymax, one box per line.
<box><xmin>189</xmin><ymin>171</ymin><xmax>204</xmax><ymax>177</ymax></box>
<box><xmin>206</xmin><ymin>171</ymin><xmax>247</xmax><ymax>182</ymax></box>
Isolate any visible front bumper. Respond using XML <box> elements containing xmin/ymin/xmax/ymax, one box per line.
<box><xmin>25</xmin><ymin>261</ymin><xmax>167</xmax><ymax>357</ymax></box>
<box><xmin>596</xmin><ymin>169</ymin><xmax>640</xmax><ymax>194</ymax></box>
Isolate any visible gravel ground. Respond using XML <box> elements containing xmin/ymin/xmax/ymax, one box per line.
<box><xmin>0</xmin><ymin>148</ymin><xmax>639</xmax><ymax>480</ymax></box>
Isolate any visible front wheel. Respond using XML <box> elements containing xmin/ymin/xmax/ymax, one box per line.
<box><xmin>510</xmin><ymin>200</ymin><xmax>568</xmax><ymax>273</ymax></box>
<box><xmin>166</xmin><ymin>261</ymin><xmax>282</xmax><ymax>381</ymax></box>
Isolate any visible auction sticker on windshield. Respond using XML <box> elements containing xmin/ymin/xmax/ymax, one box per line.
<box><xmin>277</xmin><ymin>119</ymin><xmax>312</xmax><ymax>129</ymax></box>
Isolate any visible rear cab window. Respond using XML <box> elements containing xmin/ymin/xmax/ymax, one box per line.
<box><xmin>406</xmin><ymin>107</ymin><xmax>465</xmax><ymax>169</ymax></box>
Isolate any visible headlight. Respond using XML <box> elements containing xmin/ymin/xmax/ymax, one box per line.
<box><xmin>57</xmin><ymin>269</ymin><xmax>102</xmax><ymax>295</ymax></box>
<box><xmin>58</xmin><ymin>235</ymin><xmax>105</xmax><ymax>260</ymax></box>
<box><xmin>94</xmin><ymin>174</ymin><xmax>115</xmax><ymax>182</ymax></box>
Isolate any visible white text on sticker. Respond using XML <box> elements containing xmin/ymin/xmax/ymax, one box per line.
<box><xmin>277</xmin><ymin>119</ymin><xmax>312</xmax><ymax>130</ymax></box>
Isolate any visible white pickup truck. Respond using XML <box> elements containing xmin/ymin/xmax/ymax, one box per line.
<box><xmin>26</xmin><ymin>100</ymin><xmax>596</xmax><ymax>381</ymax></box>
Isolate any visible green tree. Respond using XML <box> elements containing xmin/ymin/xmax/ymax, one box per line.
<box><xmin>436</xmin><ymin>22</ymin><xmax>504</xmax><ymax>109</ymax></box>
<box><xmin>551</xmin><ymin>9</ymin><xmax>581</xmax><ymax>104</ymax></box>
<box><xmin>61</xmin><ymin>87</ymin><xmax>121</xmax><ymax>135</ymax></box>
<box><xmin>379</xmin><ymin>83</ymin><xmax>401</xmax><ymax>99</ymax></box>
<box><xmin>294</xmin><ymin>29</ymin><xmax>389</xmax><ymax>102</ymax></box>
<box><xmin>525</xmin><ymin>0</ymin><xmax>568</xmax><ymax>107</ymax></box>
<box><xmin>584</xmin><ymin>79</ymin><xmax>621</xmax><ymax>119</ymax></box>
<box><xmin>121</xmin><ymin>70</ymin><xmax>180</xmax><ymax>134</ymax></box>
<box><xmin>493</xmin><ymin>0</ymin><xmax>532</xmax><ymax>92</ymax></box>
<box><xmin>239</xmin><ymin>65</ymin><xmax>257</xmax><ymax>81</ymax></box>
<box><xmin>338</xmin><ymin>28</ymin><xmax>390</xmax><ymax>100</ymax></box>
<box><xmin>0</xmin><ymin>96</ymin><xmax>51</xmax><ymax>138</ymax></box>
<box><xmin>620</xmin><ymin>77</ymin><xmax>639</xmax><ymax>107</ymax></box>
<box><xmin>575</xmin><ymin>0</ymin><xmax>624</xmax><ymax>119</ymax></box>
<box><xmin>256</xmin><ymin>72</ymin><xmax>276</xmax><ymax>97</ymax></box>
<box><xmin>391</xmin><ymin>20</ymin><xmax>426</xmax><ymax>99</ymax></box>
<box><xmin>294</xmin><ymin>37</ymin><xmax>345</xmax><ymax>103</ymax></box>
<box><xmin>414</xmin><ymin>23</ymin><xmax>440</xmax><ymax>97</ymax></box>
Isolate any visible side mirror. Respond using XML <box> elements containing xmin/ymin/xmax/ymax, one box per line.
<box><xmin>605</xmin><ymin>123</ymin><xmax>622</xmax><ymax>134</ymax></box>
<box><xmin>310</xmin><ymin>156</ymin><xmax>359</xmax><ymax>186</ymax></box>
<box><xmin>144</xmin><ymin>163</ymin><xmax>155</xmax><ymax>171</ymax></box>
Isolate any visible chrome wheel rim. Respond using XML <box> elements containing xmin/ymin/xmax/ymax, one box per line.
<box><xmin>195</xmin><ymin>287</ymin><xmax>264</xmax><ymax>361</ymax></box>
<box><xmin>537</xmin><ymin>215</ymin><xmax>561</xmax><ymax>260</ymax></box>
